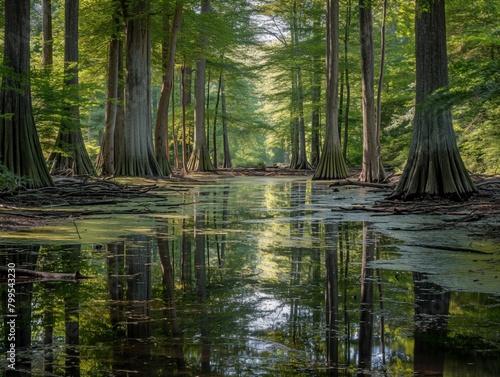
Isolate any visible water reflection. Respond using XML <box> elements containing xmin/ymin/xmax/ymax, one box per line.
<box><xmin>0</xmin><ymin>179</ymin><xmax>499</xmax><ymax>376</ymax></box>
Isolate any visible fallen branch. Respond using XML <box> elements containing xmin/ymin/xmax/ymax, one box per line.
<box><xmin>329</xmin><ymin>179</ymin><xmax>395</xmax><ymax>189</ymax></box>
<box><xmin>476</xmin><ymin>180</ymin><xmax>500</xmax><ymax>187</ymax></box>
<box><xmin>410</xmin><ymin>244</ymin><xmax>492</xmax><ymax>255</ymax></box>
<box><xmin>0</xmin><ymin>266</ymin><xmax>91</xmax><ymax>280</ymax></box>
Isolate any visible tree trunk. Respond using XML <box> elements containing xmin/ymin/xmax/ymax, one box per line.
<box><xmin>291</xmin><ymin>1</ymin><xmax>310</xmax><ymax>170</ymax></box>
<box><xmin>289</xmin><ymin>78</ymin><xmax>299</xmax><ymax>168</ymax></box>
<box><xmin>42</xmin><ymin>0</ymin><xmax>53</xmax><ymax>67</ymax></box>
<box><xmin>212</xmin><ymin>71</ymin><xmax>223</xmax><ymax>168</ymax></box>
<box><xmin>310</xmin><ymin>19</ymin><xmax>322</xmax><ymax>168</ymax></box>
<box><xmin>172</xmin><ymin>84</ymin><xmax>180</xmax><ymax>169</ymax></box>
<box><xmin>181</xmin><ymin>64</ymin><xmax>188</xmax><ymax>173</ymax></box>
<box><xmin>0</xmin><ymin>0</ymin><xmax>54</xmax><ymax>188</ymax></box>
<box><xmin>376</xmin><ymin>0</ymin><xmax>388</xmax><ymax>175</ymax></box>
<box><xmin>359</xmin><ymin>0</ymin><xmax>386</xmax><ymax>183</ymax></box>
<box><xmin>115</xmin><ymin>0</ymin><xmax>162</xmax><ymax>177</ymax></box>
<box><xmin>49</xmin><ymin>0</ymin><xmax>94</xmax><ymax>176</ymax></box>
<box><xmin>342</xmin><ymin>0</ymin><xmax>352</xmax><ymax>161</ymax></box>
<box><xmin>221</xmin><ymin>76</ymin><xmax>232</xmax><ymax>168</ymax></box>
<box><xmin>312</xmin><ymin>0</ymin><xmax>348</xmax><ymax>180</ymax></box>
<box><xmin>310</xmin><ymin>64</ymin><xmax>321</xmax><ymax>168</ymax></box>
<box><xmin>183</xmin><ymin>63</ymin><xmax>193</xmax><ymax>165</ymax></box>
<box><xmin>155</xmin><ymin>3</ymin><xmax>183</xmax><ymax>176</ymax></box>
<box><xmin>187</xmin><ymin>0</ymin><xmax>214</xmax><ymax>172</ymax></box>
<box><xmin>392</xmin><ymin>0</ymin><xmax>476</xmax><ymax>200</ymax></box>
<box><xmin>97</xmin><ymin>8</ymin><xmax>122</xmax><ymax>176</ymax></box>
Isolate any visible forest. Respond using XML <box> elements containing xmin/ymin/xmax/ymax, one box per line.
<box><xmin>1</xmin><ymin>2</ymin><xmax>500</xmax><ymax>375</ymax></box>
<box><xmin>0</xmin><ymin>0</ymin><xmax>499</xmax><ymax>198</ymax></box>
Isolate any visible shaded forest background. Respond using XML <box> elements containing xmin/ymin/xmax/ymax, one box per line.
<box><xmin>0</xmin><ymin>0</ymin><xmax>499</xmax><ymax>178</ymax></box>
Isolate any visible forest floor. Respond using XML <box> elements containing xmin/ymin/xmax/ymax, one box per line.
<box><xmin>0</xmin><ymin>166</ymin><xmax>499</xmax><ymax>240</ymax></box>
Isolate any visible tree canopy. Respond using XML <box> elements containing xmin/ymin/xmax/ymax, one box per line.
<box><xmin>0</xmin><ymin>0</ymin><xmax>498</xmax><ymax>197</ymax></box>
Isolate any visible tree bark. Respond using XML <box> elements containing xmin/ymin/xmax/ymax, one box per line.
<box><xmin>291</xmin><ymin>0</ymin><xmax>310</xmax><ymax>170</ymax></box>
<box><xmin>181</xmin><ymin>64</ymin><xmax>188</xmax><ymax>173</ymax></box>
<box><xmin>376</xmin><ymin>0</ymin><xmax>388</xmax><ymax>174</ymax></box>
<box><xmin>392</xmin><ymin>0</ymin><xmax>476</xmax><ymax>200</ymax></box>
<box><xmin>310</xmin><ymin>64</ymin><xmax>321</xmax><ymax>168</ymax></box>
<box><xmin>212</xmin><ymin>71</ymin><xmax>223</xmax><ymax>168</ymax></box>
<box><xmin>97</xmin><ymin>7</ymin><xmax>122</xmax><ymax>176</ymax></box>
<box><xmin>115</xmin><ymin>0</ymin><xmax>162</xmax><ymax>177</ymax></box>
<box><xmin>187</xmin><ymin>0</ymin><xmax>214</xmax><ymax>172</ymax></box>
<box><xmin>342</xmin><ymin>0</ymin><xmax>352</xmax><ymax>161</ymax></box>
<box><xmin>0</xmin><ymin>0</ymin><xmax>54</xmax><ymax>188</ymax></box>
<box><xmin>312</xmin><ymin>0</ymin><xmax>348</xmax><ymax>180</ymax></box>
<box><xmin>155</xmin><ymin>3</ymin><xmax>183</xmax><ymax>176</ymax></box>
<box><xmin>42</xmin><ymin>0</ymin><xmax>53</xmax><ymax>67</ymax></box>
<box><xmin>310</xmin><ymin>19</ymin><xmax>322</xmax><ymax>168</ymax></box>
<box><xmin>49</xmin><ymin>0</ymin><xmax>95</xmax><ymax>176</ymax></box>
<box><xmin>221</xmin><ymin>76</ymin><xmax>232</xmax><ymax>168</ymax></box>
<box><xmin>359</xmin><ymin>0</ymin><xmax>386</xmax><ymax>183</ymax></box>
<box><xmin>289</xmin><ymin>77</ymin><xmax>299</xmax><ymax>168</ymax></box>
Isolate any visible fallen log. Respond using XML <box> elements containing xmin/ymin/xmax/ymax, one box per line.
<box><xmin>329</xmin><ymin>179</ymin><xmax>395</xmax><ymax>189</ymax></box>
<box><xmin>0</xmin><ymin>266</ymin><xmax>90</xmax><ymax>280</ymax></box>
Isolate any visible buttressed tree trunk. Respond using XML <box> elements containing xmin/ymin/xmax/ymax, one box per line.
<box><xmin>155</xmin><ymin>3</ymin><xmax>183</xmax><ymax>176</ymax></box>
<box><xmin>187</xmin><ymin>0</ymin><xmax>214</xmax><ymax>172</ymax></box>
<box><xmin>49</xmin><ymin>0</ymin><xmax>94</xmax><ymax>176</ymax></box>
<box><xmin>0</xmin><ymin>0</ymin><xmax>54</xmax><ymax>188</ymax></box>
<box><xmin>115</xmin><ymin>0</ymin><xmax>162</xmax><ymax>177</ymax></box>
<box><xmin>312</xmin><ymin>0</ymin><xmax>348</xmax><ymax>180</ymax></box>
<box><xmin>359</xmin><ymin>0</ymin><xmax>386</xmax><ymax>183</ymax></box>
<box><xmin>393</xmin><ymin>0</ymin><xmax>475</xmax><ymax>200</ymax></box>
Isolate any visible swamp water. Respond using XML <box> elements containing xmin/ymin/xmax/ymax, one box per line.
<box><xmin>1</xmin><ymin>177</ymin><xmax>499</xmax><ymax>377</ymax></box>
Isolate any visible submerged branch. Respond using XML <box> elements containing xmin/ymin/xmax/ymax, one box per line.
<box><xmin>0</xmin><ymin>266</ymin><xmax>91</xmax><ymax>281</ymax></box>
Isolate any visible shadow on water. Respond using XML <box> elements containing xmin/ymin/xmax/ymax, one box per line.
<box><xmin>1</xmin><ymin>178</ymin><xmax>499</xmax><ymax>376</ymax></box>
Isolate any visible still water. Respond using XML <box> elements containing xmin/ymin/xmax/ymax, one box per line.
<box><xmin>1</xmin><ymin>178</ymin><xmax>499</xmax><ymax>376</ymax></box>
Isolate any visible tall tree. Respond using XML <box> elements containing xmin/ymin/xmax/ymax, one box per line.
<box><xmin>340</xmin><ymin>0</ymin><xmax>353</xmax><ymax>161</ymax></box>
<box><xmin>49</xmin><ymin>0</ymin><xmax>95</xmax><ymax>176</ymax></box>
<box><xmin>0</xmin><ymin>0</ymin><xmax>54</xmax><ymax>188</ymax></box>
<box><xmin>310</xmin><ymin>23</ymin><xmax>322</xmax><ymax>169</ymax></box>
<box><xmin>221</xmin><ymin>75</ymin><xmax>232</xmax><ymax>168</ymax></box>
<box><xmin>312</xmin><ymin>0</ymin><xmax>348</xmax><ymax>180</ymax></box>
<box><xmin>212</xmin><ymin>70</ymin><xmax>223</xmax><ymax>168</ymax></box>
<box><xmin>290</xmin><ymin>0</ymin><xmax>310</xmax><ymax>170</ymax></box>
<box><xmin>155</xmin><ymin>2</ymin><xmax>183</xmax><ymax>176</ymax></box>
<box><xmin>187</xmin><ymin>0</ymin><xmax>214</xmax><ymax>172</ymax></box>
<box><xmin>42</xmin><ymin>0</ymin><xmax>54</xmax><ymax>67</ymax></box>
<box><xmin>359</xmin><ymin>0</ymin><xmax>385</xmax><ymax>182</ymax></box>
<box><xmin>392</xmin><ymin>0</ymin><xmax>476</xmax><ymax>200</ymax></box>
<box><xmin>96</xmin><ymin>5</ymin><xmax>123</xmax><ymax>176</ymax></box>
<box><xmin>115</xmin><ymin>0</ymin><xmax>162</xmax><ymax>176</ymax></box>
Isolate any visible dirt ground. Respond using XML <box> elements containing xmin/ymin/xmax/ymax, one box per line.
<box><xmin>1</xmin><ymin>167</ymin><xmax>499</xmax><ymax>239</ymax></box>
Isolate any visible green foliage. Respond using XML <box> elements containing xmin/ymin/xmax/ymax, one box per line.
<box><xmin>0</xmin><ymin>164</ymin><xmax>27</xmax><ymax>192</ymax></box>
<box><xmin>1</xmin><ymin>0</ymin><xmax>496</xmax><ymax>172</ymax></box>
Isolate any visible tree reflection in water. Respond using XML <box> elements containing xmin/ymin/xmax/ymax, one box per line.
<box><xmin>0</xmin><ymin>179</ymin><xmax>499</xmax><ymax>377</ymax></box>
<box><xmin>413</xmin><ymin>272</ymin><xmax>450</xmax><ymax>376</ymax></box>
<box><xmin>1</xmin><ymin>245</ymin><xmax>37</xmax><ymax>377</ymax></box>
<box><xmin>358</xmin><ymin>223</ymin><xmax>375</xmax><ymax>376</ymax></box>
<box><xmin>325</xmin><ymin>222</ymin><xmax>339</xmax><ymax>373</ymax></box>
